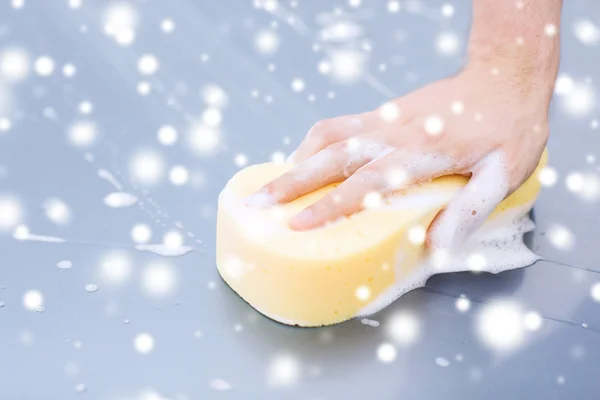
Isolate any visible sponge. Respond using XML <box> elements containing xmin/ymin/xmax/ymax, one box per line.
<box><xmin>216</xmin><ymin>151</ymin><xmax>547</xmax><ymax>327</ymax></box>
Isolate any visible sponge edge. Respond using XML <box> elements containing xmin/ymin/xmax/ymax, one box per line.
<box><xmin>216</xmin><ymin>150</ymin><xmax>548</xmax><ymax>327</ymax></box>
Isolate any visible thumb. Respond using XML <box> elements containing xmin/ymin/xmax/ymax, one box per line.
<box><xmin>426</xmin><ymin>153</ymin><xmax>509</xmax><ymax>252</ymax></box>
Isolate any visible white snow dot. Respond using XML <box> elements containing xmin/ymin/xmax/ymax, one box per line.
<box><xmin>202</xmin><ymin>84</ymin><xmax>228</xmax><ymax>108</ymax></box>
<box><xmin>436</xmin><ymin>31</ymin><xmax>460</xmax><ymax>55</ymax></box>
<box><xmin>68</xmin><ymin>0</ymin><xmax>82</xmax><ymax>9</ymax></box>
<box><xmin>142</xmin><ymin>262</ymin><xmax>177</xmax><ymax>296</ymax></box>
<box><xmin>137</xmin><ymin>54</ymin><xmax>159</xmax><ymax>75</ymax></box>
<box><xmin>544</xmin><ymin>24</ymin><xmax>557</xmax><ymax>37</ymax></box>
<box><xmin>137</xmin><ymin>82</ymin><xmax>151</xmax><ymax>96</ymax></box>
<box><xmin>547</xmin><ymin>224</ymin><xmax>574</xmax><ymax>251</ymax></box>
<box><xmin>0</xmin><ymin>118</ymin><xmax>12</xmax><ymax>133</ymax></box>
<box><xmin>34</xmin><ymin>56</ymin><xmax>55</xmax><ymax>76</ymax></box>
<box><xmin>424</xmin><ymin>115</ymin><xmax>444</xmax><ymax>135</ymax></box>
<box><xmin>267</xmin><ymin>354</ymin><xmax>300</xmax><ymax>387</ymax></box>
<box><xmin>23</xmin><ymin>290</ymin><xmax>44</xmax><ymax>311</ymax></box>
<box><xmin>523</xmin><ymin>311</ymin><xmax>543</xmax><ymax>331</ymax></box>
<box><xmin>78</xmin><ymin>101</ymin><xmax>93</xmax><ymax>115</ymax></box>
<box><xmin>348</xmin><ymin>0</ymin><xmax>361</xmax><ymax>7</ymax></box>
<box><xmin>0</xmin><ymin>48</ymin><xmax>30</xmax><ymax>82</ymax></box>
<box><xmin>62</xmin><ymin>63</ymin><xmax>76</xmax><ymax>77</ymax></box>
<box><xmin>456</xmin><ymin>296</ymin><xmax>471</xmax><ymax>312</ymax></box>
<box><xmin>317</xmin><ymin>60</ymin><xmax>331</xmax><ymax>75</ymax></box>
<box><xmin>385</xmin><ymin>167</ymin><xmax>407</xmax><ymax>188</ymax></box>
<box><xmin>387</xmin><ymin>1</ymin><xmax>401</xmax><ymax>13</ymax></box>
<box><xmin>377</xmin><ymin>343</ymin><xmax>397</xmax><ymax>363</ymax></box>
<box><xmin>43</xmin><ymin>198</ymin><xmax>71</xmax><ymax>225</ymax></box>
<box><xmin>189</xmin><ymin>123</ymin><xmax>220</xmax><ymax>155</ymax></box>
<box><xmin>68</xmin><ymin>120</ymin><xmax>98</xmax><ymax>148</ymax></box>
<box><xmin>131</xmin><ymin>224</ymin><xmax>152</xmax><ymax>243</ymax></box>
<box><xmin>441</xmin><ymin>3</ymin><xmax>454</xmax><ymax>17</ymax></box>
<box><xmin>291</xmin><ymin>78</ymin><xmax>305</xmax><ymax>93</ymax></box>
<box><xmin>129</xmin><ymin>149</ymin><xmax>165</xmax><ymax>185</ymax></box>
<box><xmin>566</xmin><ymin>172</ymin><xmax>584</xmax><ymax>192</ymax></box>
<box><xmin>355</xmin><ymin>285</ymin><xmax>371</xmax><ymax>301</ymax></box>
<box><xmin>387</xmin><ymin>312</ymin><xmax>420</xmax><ymax>346</ymax></box>
<box><xmin>451</xmin><ymin>101</ymin><xmax>464</xmax><ymax>115</ymax></box>
<box><xmin>133</xmin><ymin>333</ymin><xmax>154</xmax><ymax>354</ymax></box>
<box><xmin>169</xmin><ymin>165</ymin><xmax>189</xmax><ymax>186</ymax></box>
<box><xmin>407</xmin><ymin>225</ymin><xmax>426</xmax><ymax>245</ymax></box>
<box><xmin>163</xmin><ymin>230</ymin><xmax>183</xmax><ymax>249</ymax></box>
<box><xmin>234</xmin><ymin>153</ymin><xmax>248</xmax><ymax>167</ymax></box>
<box><xmin>270</xmin><ymin>151</ymin><xmax>286</xmax><ymax>163</ymax></box>
<box><xmin>100</xmin><ymin>251</ymin><xmax>132</xmax><ymax>285</ymax></box>
<box><xmin>467</xmin><ymin>253</ymin><xmax>487</xmax><ymax>272</ymax></box>
<box><xmin>329</xmin><ymin>50</ymin><xmax>366</xmax><ymax>83</ymax></box>
<box><xmin>161</xmin><ymin>19</ymin><xmax>175</xmax><ymax>33</ymax></box>
<box><xmin>573</xmin><ymin>20</ymin><xmax>599</xmax><ymax>45</ymax></box>
<box><xmin>12</xmin><ymin>0</ymin><xmax>25</xmax><ymax>9</ymax></box>
<box><xmin>560</xmin><ymin>82</ymin><xmax>596</xmax><ymax>118</ymax></box>
<box><xmin>476</xmin><ymin>300</ymin><xmax>525</xmax><ymax>352</ymax></box>
<box><xmin>379</xmin><ymin>102</ymin><xmax>399</xmax><ymax>121</ymax></box>
<box><xmin>255</xmin><ymin>30</ymin><xmax>279</xmax><ymax>55</ymax></box>
<box><xmin>590</xmin><ymin>282</ymin><xmax>600</xmax><ymax>302</ymax></box>
<box><xmin>554</xmin><ymin>74</ymin><xmax>574</xmax><ymax>96</ymax></box>
<box><xmin>157</xmin><ymin>125</ymin><xmax>178</xmax><ymax>146</ymax></box>
<box><xmin>362</xmin><ymin>192</ymin><xmax>382</xmax><ymax>209</ymax></box>
<box><xmin>202</xmin><ymin>108</ymin><xmax>222</xmax><ymax>128</ymax></box>
<box><xmin>538</xmin><ymin>166</ymin><xmax>558</xmax><ymax>187</ymax></box>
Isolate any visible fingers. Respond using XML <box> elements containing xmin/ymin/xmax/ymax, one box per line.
<box><xmin>288</xmin><ymin>167</ymin><xmax>383</xmax><ymax>230</ymax></box>
<box><xmin>247</xmin><ymin>136</ymin><xmax>390</xmax><ymax>206</ymax></box>
<box><xmin>259</xmin><ymin>144</ymin><xmax>358</xmax><ymax>204</ymax></box>
<box><xmin>292</xmin><ymin>112</ymin><xmax>380</xmax><ymax>163</ymax></box>
<box><xmin>288</xmin><ymin>149</ymin><xmax>448</xmax><ymax>231</ymax></box>
<box><xmin>426</xmin><ymin>152</ymin><xmax>509</xmax><ymax>251</ymax></box>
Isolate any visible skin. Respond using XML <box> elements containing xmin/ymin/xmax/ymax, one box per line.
<box><xmin>248</xmin><ymin>0</ymin><xmax>562</xmax><ymax>251</ymax></box>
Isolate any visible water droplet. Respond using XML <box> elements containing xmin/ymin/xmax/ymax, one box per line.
<box><xmin>124</xmin><ymin>319</ymin><xmax>130</xmax><ymax>324</ymax></box>
<box><xmin>74</xmin><ymin>383</ymin><xmax>87</xmax><ymax>393</ymax></box>
<box><xmin>0</xmin><ymin>301</ymin><xmax>5</xmax><ymax>307</ymax></box>
<box><xmin>56</xmin><ymin>260</ymin><xmax>73</xmax><ymax>269</ymax></box>
<box><xmin>84</xmin><ymin>284</ymin><xmax>99</xmax><ymax>293</ymax></box>
<box><xmin>37</xmin><ymin>306</ymin><xmax>45</xmax><ymax>313</ymax></box>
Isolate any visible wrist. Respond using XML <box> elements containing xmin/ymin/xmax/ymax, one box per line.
<box><xmin>465</xmin><ymin>41</ymin><xmax>559</xmax><ymax>105</ymax></box>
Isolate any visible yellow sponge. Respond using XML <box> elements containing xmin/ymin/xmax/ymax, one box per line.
<box><xmin>216</xmin><ymin>151</ymin><xmax>547</xmax><ymax>326</ymax></box>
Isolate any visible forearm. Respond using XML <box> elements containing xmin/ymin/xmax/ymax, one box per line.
<box><xmin>467</xmin><ymin>0</ymin><xmax>562</xmax><ymax>103</ymax></box>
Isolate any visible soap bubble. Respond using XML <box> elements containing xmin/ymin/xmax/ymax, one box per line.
<box><xmin>573</xmin><ymin>19</ymin><xmax>600</xmax><ymax>46</ymax></box>
<box><xmin>131</xmin><ymin>224</ymin><xmax>152</xmax><ymax>243</ymax></box>
<box><xmin>68</xmin><ymin>120</ymin><xmax>98</xmax><ymax>148</ymax></box>
<box><xmin>34</xmin><ymin>56</ymin><xmax>55</xmax><ymax>76</ymax></box>
<box><xmin>137</xmin><ymin>54</ymin><xmax>159</xmax><ymax>75</ymax></box>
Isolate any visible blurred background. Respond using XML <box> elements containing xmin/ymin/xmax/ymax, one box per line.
<box><xmin>0</xmin><ymin>0</ymin><xmax>599</xmax><ymax>399</ymax></box>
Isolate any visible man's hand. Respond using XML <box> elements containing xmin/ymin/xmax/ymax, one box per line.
<box><xmin>247</xmin><ymin>0</ymin><xmax>562</xmax><ymax>251</ymax></box>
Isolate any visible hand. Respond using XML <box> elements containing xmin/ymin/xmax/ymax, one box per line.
<box><xmin>248</xmin><ymin>60</ymin><xmax>553</xmax><ymax>250</ymax></box>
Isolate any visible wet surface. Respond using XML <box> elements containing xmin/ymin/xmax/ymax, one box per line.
<box><xmin>0</xmin><ymin>1</ymin><xmax>599</xmax><ymax>399</ymax></box>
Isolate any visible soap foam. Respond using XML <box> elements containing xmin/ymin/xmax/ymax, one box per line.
<box><xmin>356</xmin><ymin>201</ymin><xmax>539</xmax><ymax>318</ymax></box>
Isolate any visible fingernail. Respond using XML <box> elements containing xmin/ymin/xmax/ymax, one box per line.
<box><xmin>244</xmin><ymin>188</ymin><xmax>277</xmax><ymax>209</ymax></box>
<box><xmin>285</xmin><ymin>150</ymin><xmax>296</xmax><ymax>164</ymax></box>
<box><xmin>290</xmin><ymin>209</ymin><xmax>314</xmax><ymax>229</ymax></box>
